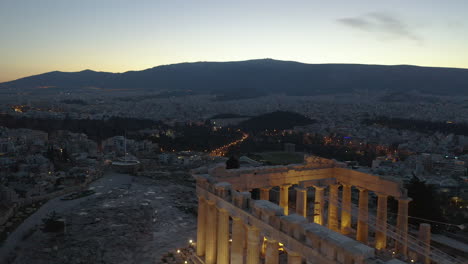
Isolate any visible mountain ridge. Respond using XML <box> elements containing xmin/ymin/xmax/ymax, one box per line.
<box><xmin>2</xmin><ymin>59</ymin><xmax>468</xmax><ymax>96</ymax></box>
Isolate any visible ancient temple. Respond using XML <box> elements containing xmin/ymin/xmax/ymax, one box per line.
<box><xmin>190</xmin><ymin>156</ymin><xmax>461</xmax><ymax>264</ymax></box>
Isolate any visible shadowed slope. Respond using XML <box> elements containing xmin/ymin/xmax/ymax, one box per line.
<box><xmin>2</xmin><ymin>59</ymin><xmax>468</xmax><ymax>96</ymax></box>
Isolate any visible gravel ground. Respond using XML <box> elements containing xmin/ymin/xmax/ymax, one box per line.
<box><xmin>4</xmin><ymin>172</ymin><xmax>197</xmax><ymax>264</ymax></box>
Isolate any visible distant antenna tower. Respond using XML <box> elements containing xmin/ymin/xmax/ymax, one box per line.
<box><xmin>354</xmin><ymin>89</ymin><xmax>361</xmax><ymax>107</ymax></box>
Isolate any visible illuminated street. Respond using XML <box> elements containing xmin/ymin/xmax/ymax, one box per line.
<box><xmin>210</xmin><ymin>132</ymin><xmax>249</xmax><ymax>157</ymax></box>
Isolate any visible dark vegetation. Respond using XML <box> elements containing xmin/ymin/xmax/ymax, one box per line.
<box><xmin>226</xmin><ymin>111</ymin><xmax>420</xmax><ymax>166</ymax></box>
<box><xmin>210</xmin><ymin>113</ymin><xmax>250</xmax><ymax>119</ymax></box>
<box><xmin>365</xmin><ymin>117</ymin><xmax>468</xmax><ymax>136</ymax></box>
<box><xmin>41</xmin><ymin>211</ymin><xmax>65</xmax><ymax>233</ymax></box>
<box><xmin>238</xmin><ymin>111</ymin><xmax>315</xmax><ymax>132</ymax></box>
<box><xmin>385</xmin><ymin>176</ymin><xmax>467</xmax><ymax>234</ymax></box>
<box><xmin>46</xmin><ymin>146</ymin><xmax>70</xmax><ymax>163</ymax></box>
<box><xmin>0</xmin><ymin>114</ymin><xmax>243</xmax><ymax>155</ymax></box>
<box><xmin>46</xmin><ymin>146</ymin><xmax>74</xmax><ymax>171</ymax></box>
<box><xmin>150</xmin><ymin>124</ymin><xmax>242</xmax><ymax>152</ymax></box>
<box><xmin>228</xmin><ymin>129</ymin><xmax>384</xmax><ymax>167</ymax></box>
<box><xmin>226</xmin><ymin>156</ymin><xmax>240</xmax><ymax>169</ymax></box>
<box><xmin>303</xmin><ymin>144</ymin><xmax>378</xmax><ymax>167</ymax></box>
<box><xmin>406</xmin><ymin>176</ymin><xmax>446</xmax><ymax>232</ymax></box>
<box><xmin>0</xmin><ymin>114</ymin><xmax>161</xmax><ymax>142</ymax></box>
<box><xmin>0</xmin><ymin>202</ymin><xmax>44</xmax><ymax>245</ymax></box>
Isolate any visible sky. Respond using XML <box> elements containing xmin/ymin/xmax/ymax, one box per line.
<box><xmin>1</xmin><ymin>0</ymin><xmax>467</xmax><ymax>83</ymax></box>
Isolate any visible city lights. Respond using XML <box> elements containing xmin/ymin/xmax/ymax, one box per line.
<box><xmin>210</xmin><ymin>132</ymin><xmax>248</xmax><ymax>157</ymax></box>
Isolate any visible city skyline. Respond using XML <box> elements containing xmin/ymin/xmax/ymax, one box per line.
<box><xmin>1</xmin><ymin>1</ymin><xmax>468</xmax><ymax>263</ymax></box>
<box><xmin>1</xmin><ymin>0</ymin><xmax>468</xmax><ymax>83</ymax></box>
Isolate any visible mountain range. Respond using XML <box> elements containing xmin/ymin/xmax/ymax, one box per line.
<box><xmin>1</xmin><ymin>59</ymin><xmax>468</xmax><ymax>97</ymax></box>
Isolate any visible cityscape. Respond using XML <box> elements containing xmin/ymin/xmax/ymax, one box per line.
<box><xmin>1</xmin><ymin>1</ymin><xmax>468</xmax><ymax>264</ymax></box>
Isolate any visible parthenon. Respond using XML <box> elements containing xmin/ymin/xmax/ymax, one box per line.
<box><xmin>191</xmin><ymin>155</ymin><xmax>463</xmax><ymax>264</ymax></box>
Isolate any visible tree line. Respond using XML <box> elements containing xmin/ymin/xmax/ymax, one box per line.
<box><xmin>0</xmin><ymin>114</ymin><xmax>161</xmax><ymax>142</ymax></box>
<box><xmin>364</xmin><ymin>116</ymin><xmax>468</xmax><ymax>136</ymax></box>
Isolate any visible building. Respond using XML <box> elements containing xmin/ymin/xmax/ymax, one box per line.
<box><xmin>189</xmin><ymin>156</ymin><xmax>463</xmax><ymax>264</ymax></box>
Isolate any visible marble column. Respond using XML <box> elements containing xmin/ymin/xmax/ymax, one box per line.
<box><xmin>343</xmin><ymin>254</ymin><xmax>354</xmax><ymax>264</ymax></box>
<box><xmin>246</xmin><ymin>225</ymin><xmax>260</xmax><ymax>264</ymax></box>
<box><xmin>260</xmin><ymin>187</ymin><xmax>271</xmax><ymax>201</ymax></box>
<box><xmin>341</xmin><ymin>184</ymin><xmax>352</xmax><ymax>235</ymax></box>
<box><xmin>375</xmin><ymin>193</ymin><xmax>388</xmax><ymax>250</ymax></box>
<box><xmin>288</xmin><ymin>251</ymin><xmax>302</xmax><ymax>264</ymax></box>
<box><xmin>357</xmin><ymin>188</ymin><xmax>369</xmax><ymax>244</ymax></box>
<box><xmin>205</xmin><ymin>200</ymin><xmax>218</xmax><ymax>264</ymax></box>
<box><xmin>231</xmin><ymin>216</ymin><xmax>245</xmax><ymax>264</ymax></box>
<box><xmin>265</xmin><ymin>238</ymin><xmax>279</xmax><ymax>264</ymax></box>
<box><xmin>328</xmin><ymin>184</ymin><xmax>340</xmax><ymax>232</ymax></box>
<box><xmin>313</xmin><ymin>185</ymin><xmax>325</xmax><ymax>225</ymax></box>
<box><xmin>216</xmin><ymin>208</ymin><xmax>229</xmax><ymax>264</ymax></box>
<box><xmin>418</xmin><ymin>223</ymin><xmax>431</xmax><ymax>264</ymax></box>
<box><xmin>196</xmin><ymin>196</ymin><xmax>206</xmax><ymax>257</ymax></box>
<box><xmin>280</xmin><ymin>184</ymin><xmax>291</xmax><ymax>215</ymax></box>
<box><xmin>295</xmin><ymin>187</ymin><xmax>307</xmax><ymax>218</ymax></box>
<box><xmin>396</xmin><ymin>197</ymin><xmax>412</xmax><ymax>257</ymax></box>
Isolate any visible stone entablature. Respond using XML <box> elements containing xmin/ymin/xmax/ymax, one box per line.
<box><xmin>203</xmin><ymin>155</ymin><xmax>339</xmax><ymax>178</ymax></box>
<box><xmin>203</xmin><ymin>161</ymin><xmax>405</xmax><ymax>198</ymax></box>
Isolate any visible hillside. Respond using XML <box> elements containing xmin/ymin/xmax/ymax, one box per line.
<box><xmin>2</xmin><ymin>59</ymin><xmax>468</xmax><ymax>97</ymax></box>
<box><xmin>238</xmin><ymin>111</ymin><xmax>315</xmax><ymax>132</ymax></box>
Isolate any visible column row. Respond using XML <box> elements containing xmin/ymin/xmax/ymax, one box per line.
<box><xmin>259</xmin><ymin>183</ymin><xmax>411</xmax><ymax>257</ymax></box>
<box><xmin>197</xmin><ymin>195</ymin><xmax>304</xmax><ymax>264</ymax></box>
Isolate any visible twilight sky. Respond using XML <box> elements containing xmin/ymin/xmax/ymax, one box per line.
<box><xmin>1</xmin><ymin>0</ymin><xmax>467</xmax><ymax>83</ymax></box>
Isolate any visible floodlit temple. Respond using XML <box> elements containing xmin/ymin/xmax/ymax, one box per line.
<box><xmin>190</xmin><ymin>156</ymin><xmax>464</xmax><ymax>264</ymax></box>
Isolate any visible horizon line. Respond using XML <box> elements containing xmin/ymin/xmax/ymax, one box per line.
<box><xmin>2</xmin><ymin>58</ymin><xmax>468</xmax><ymax>84</ymax></box>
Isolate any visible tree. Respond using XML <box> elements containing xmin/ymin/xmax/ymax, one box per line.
<box><xmin>61</xmin><ymin>148</ymin><xmax>70</xmax><ymax>162</ymax></box>
<box><xmin>41</xmin><ymin>211</ymin><xmax>65</xmax><ymax>233</ymax></box>
<box><xmin>46</xmin><ymin>145</ymin><xmax>54</xmax><ymax>161</ymax></box>
<box><xmin>406</xmin><ymin>175</ymin><xmax>446</xmax><ymax>232</ymax></box>
<box><xmin>226</xmin><ymin>156</ymin><xmax>240</xmax><ymax>169</ymax></box>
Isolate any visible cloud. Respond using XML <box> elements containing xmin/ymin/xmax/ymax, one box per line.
<box><xmin>337</xmin><ymin>12</ymin><xmax>422</xmax><ymax>44</ymax></box>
